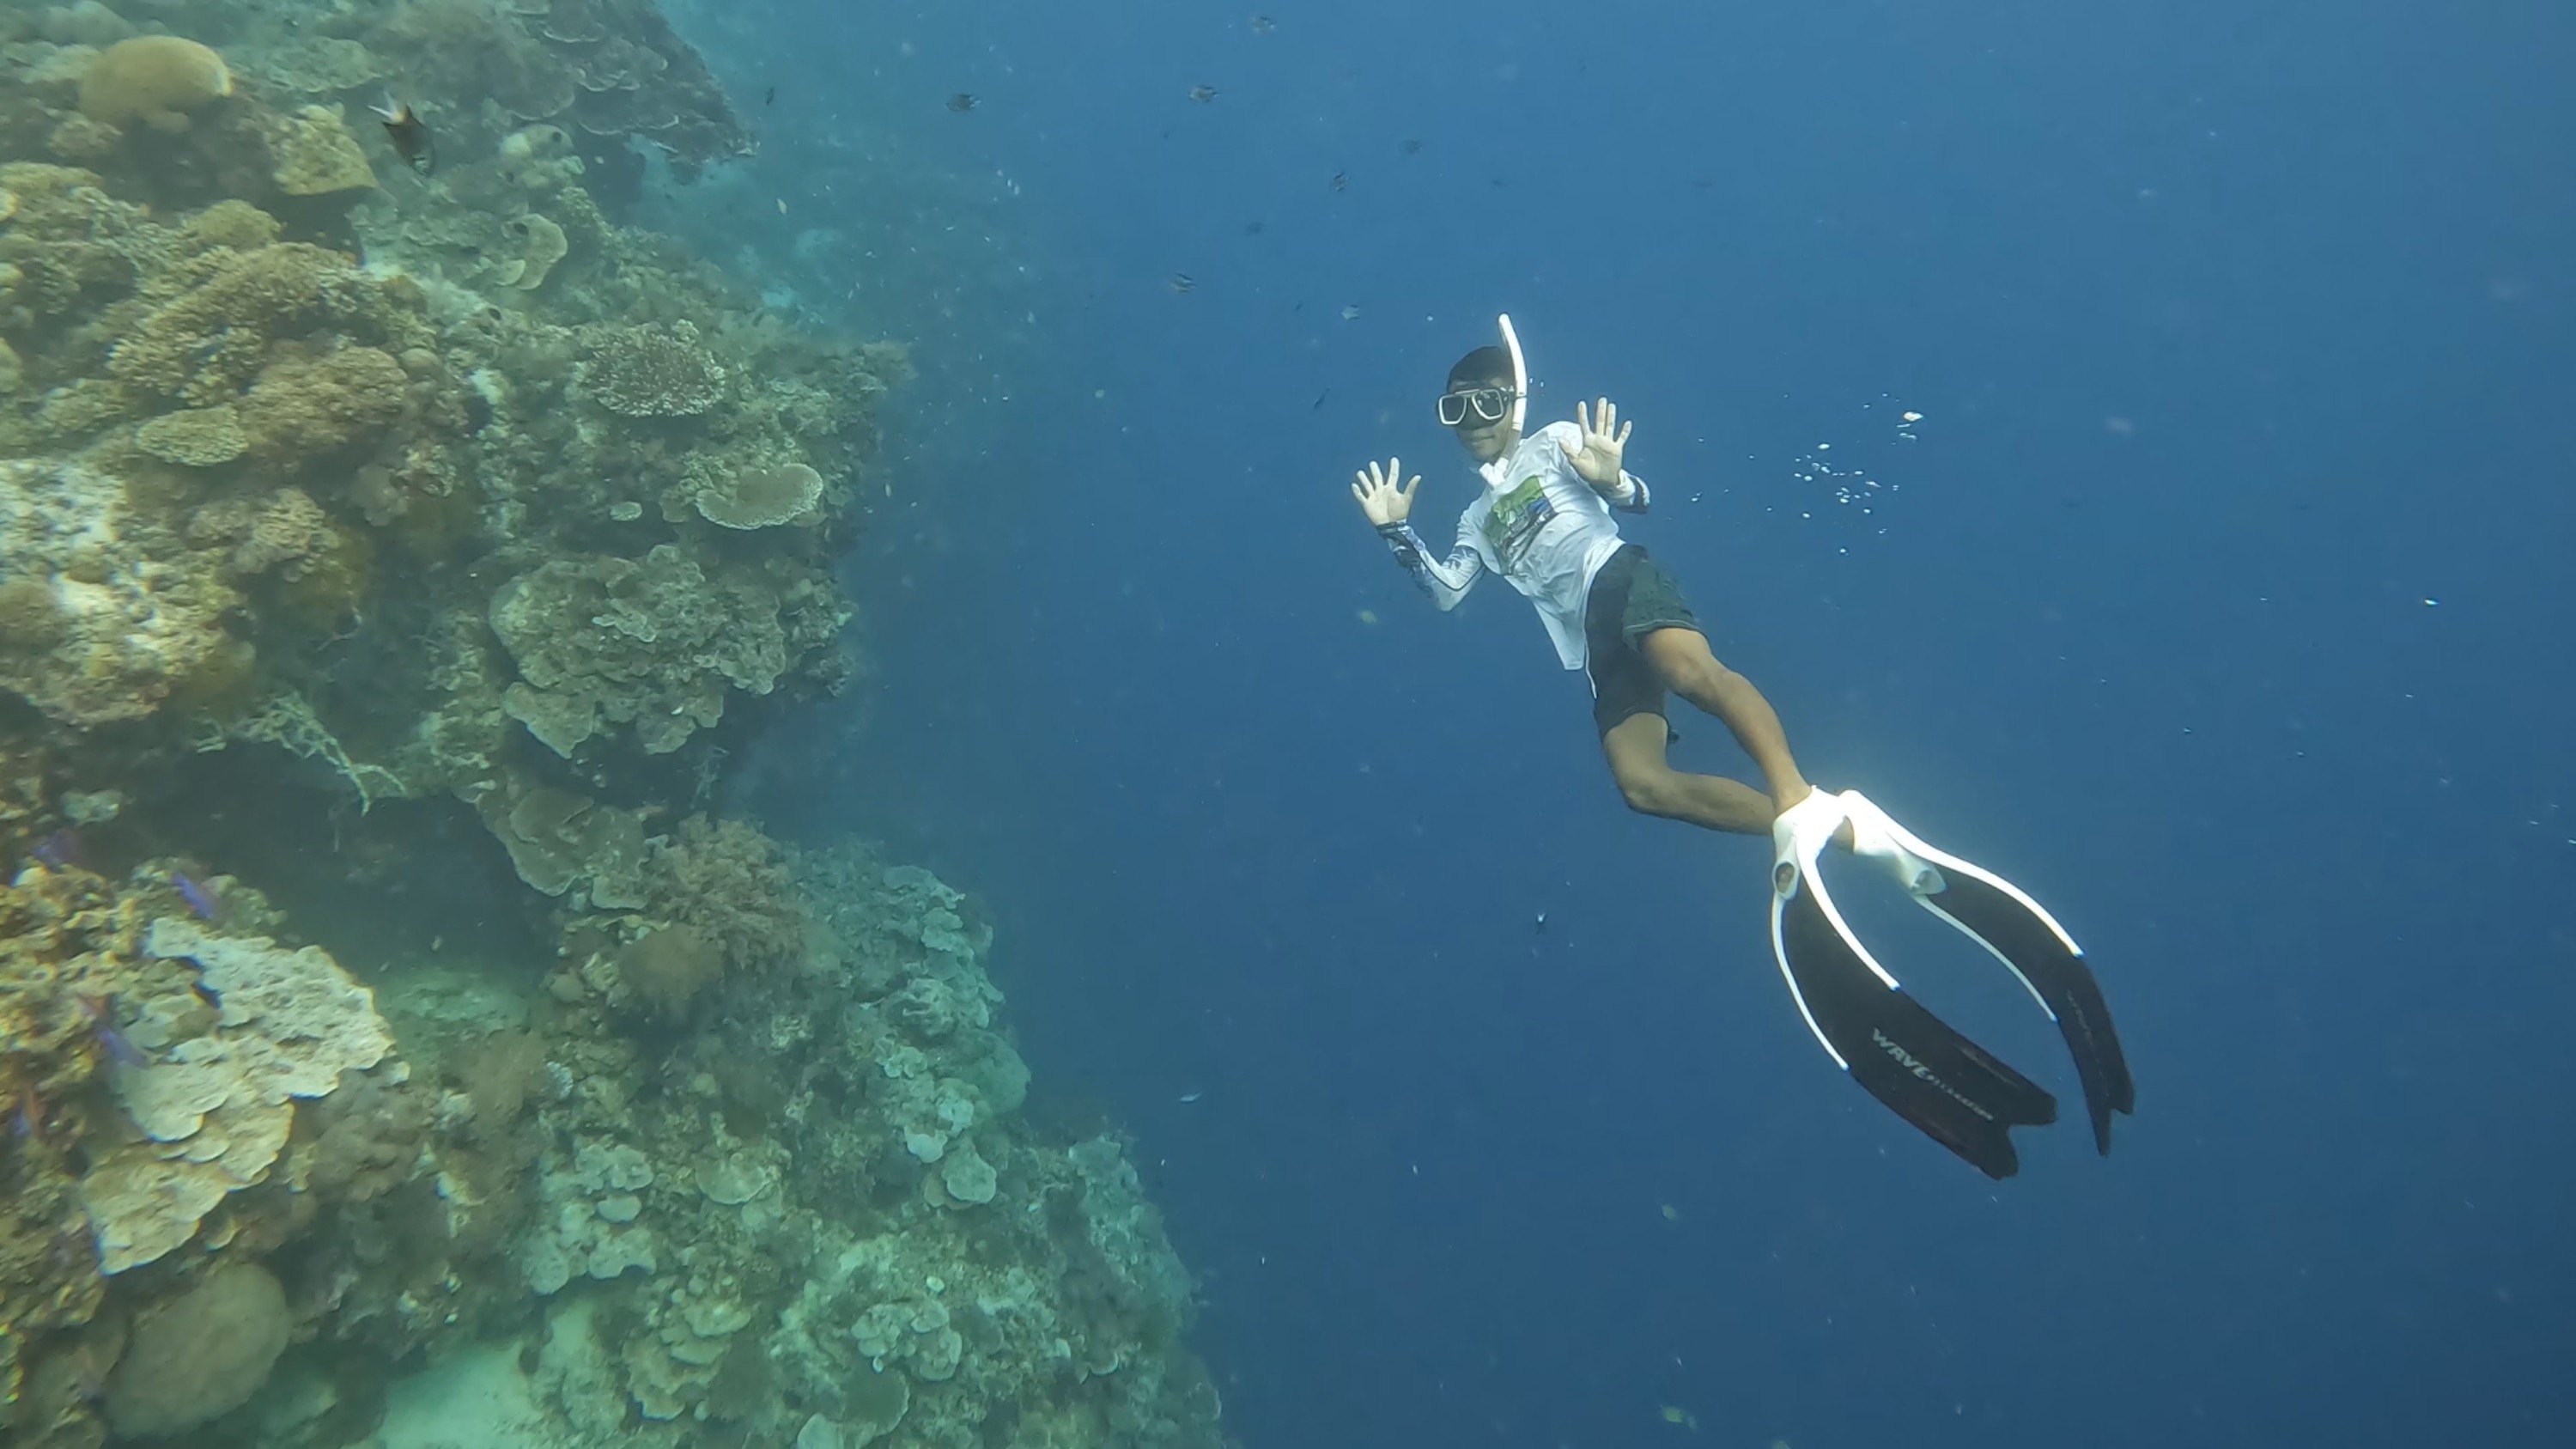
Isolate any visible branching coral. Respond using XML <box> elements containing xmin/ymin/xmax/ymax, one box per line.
<box><xmin>106</xmin><ymin>241</ymin><xmax>415</xmax><ymax>405</ymax></box>
<box><xmin>235</xmin><ymin>343</ymin><xmax>410</xmax><ymax>465</ymax></box>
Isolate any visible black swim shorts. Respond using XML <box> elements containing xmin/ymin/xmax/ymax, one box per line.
<box><xmin>1583</xmin><ymin>544</ymin><xmax>1701</xmax><ymax>736</ymax></box>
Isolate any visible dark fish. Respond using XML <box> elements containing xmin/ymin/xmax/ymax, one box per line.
<box><xmin>73</xmin><ymin>994</ymin><xmax>147</xmax><ymax>1070</ymax></box>
<box><xmin>1243</xmin><ymin>219</ymin><xmax>1264</xmax><ymax>234</ymax></box>
<box><xmin>370</xmin><ymin>96</ymin><xmax>436</xmax><ymax>174</ymax></box>
<box><xmin>1188</xmin><ymin>85</ymin><xmax>1218</xmax><ymax>104</ymax></box>
<box><xmin>1329</xmin><ymin>170</ymin><xmax>1348</xmax><ymax>192</ymax></box>
<box><xmin>946</xmin><ymin>93</ymin><xmax>979</xmax><ymax>113</ymax></box>
<box><xmin>1168</xmin><ymin>273</ymin><xmax>1195</xmax><ymax>294</ymax></box>
<box><xmin>1399</xmin><ymin>138</ymin><xmax>1423</xmax><ymax>155</ymax></box>
<box><xmin>1311</xmin><ymin>388</ymin><xmax>1329</xmax><ymax>411</ymax></box>
<box><xmin>764</xmin><ymin>86</ymin><xmax>776</xmax><ymax>106</ymax></box>
<box><xmin>170</xmin><ymin>871</ymin><xmax>220</xmax><ymax>922</ymax></box>
<box><xmin>31</xmin><ymin>826</ymin><xmax>84</xmax><ymax>872</ymax></box>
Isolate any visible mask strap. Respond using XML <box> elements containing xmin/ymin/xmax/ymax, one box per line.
<box><xmin>1497</xmin><ymin>314</ymin><xmax>1528</xmax><ymax>434</ymax></box>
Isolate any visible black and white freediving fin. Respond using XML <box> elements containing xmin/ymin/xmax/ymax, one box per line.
<box><xmin>1769</xmin><ymin>790</ymin><xmax>2134</xmax><ymax>1178</ymax></box>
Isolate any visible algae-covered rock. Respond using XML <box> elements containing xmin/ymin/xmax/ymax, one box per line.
<box><xmin>105</xmin><ymin>1263</ymin><xmax>289</xmax><ymax>1437</ymax></box>
<box><xmin>260</xmin><ymin>104</ymin><xmax>380</xmax><ymax>196</ymax></box>
<box><xmin>133</xmin><ymin>404</ymin><xmax>247</xmax><ymax>465</ymax></box>
<box><xmin>0</xmin><ymin>459</ymin><xmax>241</xmax><ymax>727</ymax></box>
<box><xmin>499</xmin><ymin>211</ymin><xmax>568</xmax><ymax>289</ymax></box>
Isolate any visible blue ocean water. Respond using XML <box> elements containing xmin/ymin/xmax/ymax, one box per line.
<box><xmin>688</xmin><ymin>3</ymin><xmax>2573</xmax><ymax>1446</ymax></box>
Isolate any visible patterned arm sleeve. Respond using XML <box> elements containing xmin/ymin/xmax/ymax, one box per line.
<box><xmin>1376</xmin><ymin>520</ymin><xmax>1480</xmax><ymax>611</ymax></box>
<box><xmin>1610</xmin><ymin>471</ymin><xmax>1651</xmax><ymax>514</ymax></box>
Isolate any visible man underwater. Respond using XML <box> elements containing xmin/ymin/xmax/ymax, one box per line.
<box><xmin>1351</xmin><ymin>320</ymin><xmax>2134</xmax><ymax>1178</ymax></box>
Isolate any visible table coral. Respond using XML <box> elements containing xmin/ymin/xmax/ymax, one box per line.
<box><xmin>79</xmin><ymin>918</ymin><xmax>396</xmax><ymax>1274</ymax></box>
<box><xmin>489</xmin><ymin>543</ymin><xmax>789</xmax><ymax>756</ymax></box>
<box><xmin>579</xmin><ymin>320</ymin><xmax>727</xmax><ymax>417</ymax></box>
<box><xmin>696</xmin><ymin>460</ymin><xmax>823</xmax><ymax>530</ymax></box>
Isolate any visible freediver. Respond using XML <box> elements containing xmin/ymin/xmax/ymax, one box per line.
<box><xmin>1351</xmin><ymin>318</ymin><xmax>2135</xmax><ymax>1178</ymax></box>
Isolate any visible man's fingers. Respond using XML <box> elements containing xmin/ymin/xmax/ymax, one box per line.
<box><xmin>1595</xmin><ymin>398</ymin><xmax>1616</xmax><ymax>435</ymax></box>
<box><xmin>1400</xmin><ymin>474</ymin><xmax>1420</xmax><ymax>501</ymax></box>
<box><xmin>1615</xmin><ymin>420</ymin><xmax>1632</xmax><ymax>445</ymax></box>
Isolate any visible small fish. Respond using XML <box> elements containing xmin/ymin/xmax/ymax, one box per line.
<box><xmin>189</xmin><ymin>978</ymin><xmax>223</xmax><ymax>1012</ymax></box>
<box><xmin>1310</xmin><ymin>387</ymin><xmax>1328</xmax><ymax>410</ymax></box>
<box><xmin>1534</xmin><ymin>911</ymin><xmax>1548</xmax><ymax>935</ymax></box>
<box><xmin>1329</xmin><ymin>170</ymin><xmax>1349</xmax><ymax>192</ymax></box>
<box><xmin>170</xmin><ymin>871</ymin><xmax>220</xmax><ymax>922</ymax></box>
<box><xmin>1659</xmin><ymin>1405</ymin><xmax>1699</xmax><ymax>1430</ymax></box>
<box><xmin>1188</xmin><ymin>85</ymin><xmax>1219</xmax><ymax>104</ymax></box>
<box><xmin>1339</xmin><ymin>303</ymin><xmax>1361</xmax><ymax>320</ymax></box>
<box><xmin>1178</xmin><ymin>1090</ymin><xmax>1204</xmax><ymax>1104</ymax></box>
<box><xmin>946</xmin><ymin>93</ymin><xmax>979</xmax><ymax>113</ymax></box>
<box><xmin>31</xmin><ymin>826</ymin><xmax>83</xmax><ymax>872</ymax></box>
<box><xmin>1249</xmin><ymin>14</ymin><xmax>1274</xmax><ymax>33</ymax></box>
<box><xmin>73</xmin><ymin>993</ymin><xmax>146</xmax><ymax>1070</ymax></box>
<box><xmin>370</xmin><ymin>96</ymin><xmax>436</xmax><ymax>174</ymax></box>
<box><xmin>1243</xmin><ymin>219</ymin><xmax>1265</xmax><ymax>234</ymax></box>
<box><xmin>1168</xmin><ymin>273</ymin><xmax>1195</xmax><ymax>294</ymax></box>
<box><xmin>1398</xmin><ymin>137</ymin><xmax>1423</xmax><ymax>155</ymax></box>
<box><xmin>764</xmin><ymin>86</ymin><xmax>777</xmax><ymax>106</ymax></box>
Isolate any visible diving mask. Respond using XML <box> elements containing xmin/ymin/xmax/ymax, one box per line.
<box><xmin>1437</xmin><ymin>387</ymin><xmax>1521</xmax><ymax>427</ymax></box>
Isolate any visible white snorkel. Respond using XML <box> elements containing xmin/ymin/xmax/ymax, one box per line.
<box><xmin>1496</xmin><ymin>313</ymin><xmax>1529</xmax><ymax>435</ymax></box>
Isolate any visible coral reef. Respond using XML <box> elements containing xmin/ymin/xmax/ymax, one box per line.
<box><xmin>0</xmin><ymin>5</ymin><xmax>1220</xmax><ymax>1449</ymax></box>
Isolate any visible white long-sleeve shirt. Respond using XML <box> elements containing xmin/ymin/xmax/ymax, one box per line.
<box><xmin>1376</xmin><ymin>420</ymin><xmax>1649</xmax><ymax>670</ymax></box>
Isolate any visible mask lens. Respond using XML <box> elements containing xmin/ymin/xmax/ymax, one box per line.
<box><xmin>1439</xmin><ymin>388</ymin><xmax>1510</xmax><ymax>427</ymax></box>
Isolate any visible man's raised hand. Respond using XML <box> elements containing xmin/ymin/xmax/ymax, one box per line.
<box><xmin>1352</xmin><ymin>457</ymin><xmax>1420</xmax><ymax>527</ymax></box>
<box><xmin>1560</xmin><ymin>398</ymin><xmax>1633</xmax><ymax>491</ymax></box>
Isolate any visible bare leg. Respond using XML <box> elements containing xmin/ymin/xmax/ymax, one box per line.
<box><xmin>1637</xmin><ymin>627</ymin><xmax>1814</xmax><ymax>810</ymax></box>
<box><xmin>1601</xmin><ymin>711</ymin><xmax>1778</xmax><ymax>835</ymax></box>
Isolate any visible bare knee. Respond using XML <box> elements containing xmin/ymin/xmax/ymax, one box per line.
<box><xmin>1613</xmin><ymin>762</ymin><xmax>1682</xmax><ymax>818</ymax></box>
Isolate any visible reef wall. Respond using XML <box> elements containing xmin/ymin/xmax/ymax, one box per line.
<box><xmin>0</xmin><ymin>4</ymin><xmax>1227</xmax><ymax>1447</ymax></box>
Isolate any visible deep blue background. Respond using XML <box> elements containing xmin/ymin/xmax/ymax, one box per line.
<box><xmin>670</xmin><ymin>3</ymin><xmax>2575</xmax><ymax>1446</ymax></box>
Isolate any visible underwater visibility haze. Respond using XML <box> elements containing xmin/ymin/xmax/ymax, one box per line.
<box><xmin>0</xmin><ymin>2</ymin><xmax>2568</xmax><ymax>1448</ymax></box>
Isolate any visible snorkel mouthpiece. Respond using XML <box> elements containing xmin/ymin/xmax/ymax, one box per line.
<box><xmin>1497</xmin><ymin>313</ymin><xmax>1528</xmax><ymax>434</ymax></box>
